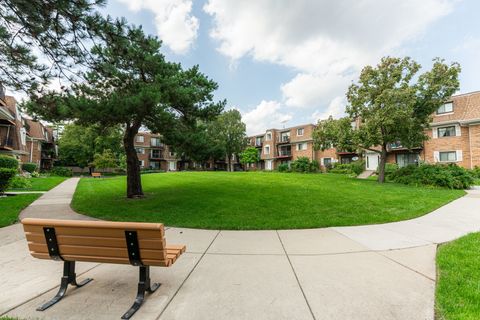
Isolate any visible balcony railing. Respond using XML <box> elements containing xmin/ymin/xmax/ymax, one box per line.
<box><xmin>0</xmin><ymin>136</ymin><xmax>13</xmax><ymax>148</ymax></box>
<box><xmin>277</xmin><ymin>150</ymin><xmax>292</xmax><ymax>157</ymax></box>
<box><xmin>150</xmin><ymin>153</ymin><xmax>164</xmax><ymax>159</ymax></box>
<box><xmin>255</xmin><ymin>141</ymin><xmax>263</xmax><ymax>147</ymax></box>
<box><xmin>277</xmin><ymin>136</ymin><xmax>290</xmax><ymax>144</ymax></box>
<box><xmin>150</xmin><ymin>142</ymin><xmax>164</xmax><ymax>148</ymax></box>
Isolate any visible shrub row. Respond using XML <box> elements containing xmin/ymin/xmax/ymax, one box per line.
<box><xmin>50</xmin><ymin>166</ymin><xmax>73</xmax><ymax>177</ymax></box>
<box><xmin>388</xmin><ymin>163</ymin><xmax>474</xmax><ymax>189</ymax></box>
<box><xmin>277</xmin><ymin>157</ymin><xmax>319</xmax><ymax>173</ymax></box>
<box><xmin>328</xmin><ymin>161</ymin><xmax>365</xmax><ymax>176</ymax></box>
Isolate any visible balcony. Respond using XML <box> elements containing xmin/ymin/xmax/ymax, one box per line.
<box><xmin>255</xmin><ymin>141</ymin><xmax>263</xmax><ymax>147</ymax></box>
<box><xmin>277</xmin><ymin>149</ymin><xmax>292</xmax><ymax>158</ymax></box>
<box><xmin>0</xmin><ymin>136</ymin><xmax>14</xmax><ymax>150</ymax></box>
<box><xmin>149</xmin><ymin>152</ymin><xmax>164</xmax><ymax>160</ymax></box>
<box><xmin>277</xmin><ymin>136</ymin><xmax>290</xmax><ymax>144</ymax></box>
<box><xmin>150</xmin><ymin>142</ymin><xmax>164</xmax><ymax>148</ymax></box>
<box><xmin>388</xmin><ymin>142</ymin><xmax>422</xmax><ymax>151</ymax></box>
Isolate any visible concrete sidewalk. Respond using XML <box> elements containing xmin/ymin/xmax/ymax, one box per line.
<box><xmin>1</xmin><ymin>178</ymin><xmax>480</xmax><ymax>320</ymax></box>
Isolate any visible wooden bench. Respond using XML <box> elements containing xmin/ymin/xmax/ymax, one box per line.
<box><xmin>22</xmin><ymin>218</ymin><xmax>186</xmax><ymax>319</ymax></box>
<box><xmin>91</xmin><ymin>172</ymin><xmax>102</xmax><ymax>178</ymax></box>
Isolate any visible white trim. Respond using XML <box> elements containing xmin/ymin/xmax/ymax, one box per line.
<box><xmin>455</xmin><ymin>124</ymin><xmax>461</xmax><ymax>137</ymax></box>
<box><xmin>432</xmin><ymin>128</ymin><xmax>438</xmax><ymax>139</ymax></box>
<box><xmin>456</xmin><ymin>150</ymin><xmax>463</xmax><ymax>162</ymax></box>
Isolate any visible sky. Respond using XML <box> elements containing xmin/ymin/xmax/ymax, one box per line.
<box><xmin>91</xmin><ymin>1</ymin><xmax>480</xmax><ymax>134</ymax></box>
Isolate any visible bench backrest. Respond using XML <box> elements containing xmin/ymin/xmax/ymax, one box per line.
<box><xmin>91</xmin><ymin>172</ymin><xmax>101</xmax><ymax>177</ymax></box>
<box><xmin>22</xmin><ymin>218</ymin><xmax>172</xmax><ymax>266</ymax></box>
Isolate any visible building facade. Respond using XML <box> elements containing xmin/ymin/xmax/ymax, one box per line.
<box><xmin>0</xmin><ymin>85</ymin><xmax>57</xmax><ymax>169</ymax></box>
<box><xmin>134</xmin><ymin>131</ymin><xmax>182</xmax><ymax>171</ymax></box>
<box><xmin>249</xmin><ymin>91</ymin><xmax>480</xmax><ymax>171</ymax></box>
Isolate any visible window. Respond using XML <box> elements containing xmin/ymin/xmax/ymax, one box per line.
<box><xmin>439</xmin><ymin>151</ymin><xmax>457</xmax><ymax>162</ymax></box>
<box><xmin>264</xmin><ymin>145</ymin><xmax>270</xmax><ymax>155</ymax></box>
<box><xmin>437</xmin><ymin>126</ymin><xmax>456</xmax><ymax>137</ymax></box>
<box><xmin>280</xmin><ymin>132</ymin><xmax>290</xmax><ymax>142</ymax></box>
<box><xmin>255</xmin><ymin>137</ymin><xmax>263</xmax><ymax>146</ymax></box>
<box><xmin>138</xmin><ymin>160</ymin><xmax>145</xmax><ymax>167</ymax></box>
<box><xmin>151</xmin><ymin>137</ymin><xmax>162</xmax><ymax>147</ymax></box>
<box><xmin>151</xmin><ymin>149</ymin><xmax>162</xmax><ymax>158</ymax></box>
<box><xmin>351</xmin><ymin>121</ymin><xmax>357</xmax><ymax>130</ymax></box>
<box><xmin>296</xmin><ymin>143</ymin><xmax>307</xmax><ymax>151</ymax></box>
<box><xmin>150</xmin><ymin>161</ymin><xmax>160</xmax><ymax>169</ymax></box>
<box><xmin>136</xmin><ymin>135</ymin><xmax>144</xmax><ymax>143</ymax></box>
<box><xmin>323</xmin><ymin>158</ymin><xmax>332</xmax><ymax>166</ymax></box>
<box><xmin>297</xmin><ymin>128</ymin><xmax>304</xmax><ymax>136</ymax></box>
<box><xmin>437</xmin><ymin>102</ymin><xmax>453</xmax><ymax>114</ymax></box>
<box><xmin>396</xmin><ymin>153</ymin><xmax>419</xmax><ymax>167</ymax></box>
<box><xmin>135</xmin><ymin>148</ymin><xmax>144</xmax><ymax>154</ymax></box>
<box><xmin>169</xmin><ymin>151</ymin><xmax>175</xmax><ymax>157</ymax></box>
<box><xmin>266</xmin><ymin>132</ymin><xmax>272</xmax><ymax>141</ymax></box>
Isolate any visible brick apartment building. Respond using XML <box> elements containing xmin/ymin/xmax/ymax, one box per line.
<box><xmin>134</xmin><ymin>131</ymin><xmax>183</xmax><ymax>171</ymax></box>
<box><xmin>249</xmin><ymin>91</ymin><xmax>480</xmax><ymax>171</ymax></box>
<box><xmin>0</xmin><ymin>85</ymin><xmax>56</xmax><ymax>170</ymax></box>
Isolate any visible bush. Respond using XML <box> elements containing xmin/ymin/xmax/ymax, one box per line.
<box><xmin>21</xmin><ymin>162</ymin><xmax>37</xmax><ymax>173</ymax></box>
<box><xmin>8</xmin><ymin>176</ymin><xmax>32</xmax><ymax>189</ymax></box>
<box><xmin>50</xmin><ymin>166</ymin><xmax>73</xmax><ymax>177</ymax></box>
<box><xmin>290</xmin><ymin>157</ymin><xmax>318</xmax><ymax>173</ymax></box>
<box><xmin>471</xmin><ymin>166</ymin><xmax>480</xmax><ymax>179</ymax></box>
<box><xmin>389</xmin><ymin>163</ymin><xmax>474</xmax><ymax>189</ymax></box>
<box><xmin>0</xmin><ymin>156</ymin><xmax>18</xmax><ymax>169</ymax></box>
<box><xmin>329</xmin><ymin>160</ymin><xmax>365</xmax><ymax>176</ymax></box>
<box><xmin>277</xmin><ymin>163</ymin><xmax>290</xmax><ymax>172</ymax></box>
<box><xmin>383</xmin><ymin>163</ymin><xmax>399</xmax><ymax>180</ymax></box>
<box><xmin>0</xmin><ymin>168</ymin><xmax>16</xmax><ymax>194</ymax></box>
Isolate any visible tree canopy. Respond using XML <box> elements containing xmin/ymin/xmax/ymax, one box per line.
<box><xmin>57</xmin><ymin>124</ymin><xmax>123</xmax><ymax>169</ymax></box>
<box><xmin>0</xmin><ymin>0</ymin><xmax>105</xmax><ymax>91</ymax></box>
<box><xmin>210</xmin><ymin>109</ymin><xmax>247</xmax><ymax>171</ymax></box>
<box><xmin>313</xmin><ymin>56</ymin><xmax>461</xmax><ymax>182</ymax></box>
<box><xmin>25</xmin><ymin>23</ymin><xmax>224</xmax><ymax>197</ymax></box>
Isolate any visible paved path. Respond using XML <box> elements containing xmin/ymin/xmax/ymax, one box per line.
<box><xmin>2</xmin><ymin>178</ymin><xmax>480</xmax><ymax>320</ymax></box>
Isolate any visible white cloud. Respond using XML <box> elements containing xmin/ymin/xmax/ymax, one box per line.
<box><xmin>281</xmin><ymin>73</ymin><xmax>349</xmax><ymax>108</ymax></box>
<box><xmin>118</xmin><ymin>0</ymin><xmax>199</xmax><ymax>54</ymax></box>
<box><xmin>205</xmin><ymin>0</ymin><xmax>454</xmax><ymax>115</ymax></box>
<box><xmin>311</xmin><ymin>96</ymin><xmax>346</xmax><ymax>122</ymax></box>
<box><xmin>242</xmin><ymin>100</ymin><xmax>292</xmax><ymax>135</ymax></box>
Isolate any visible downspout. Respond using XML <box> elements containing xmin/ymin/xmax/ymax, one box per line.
<box><xmin>30</xmin><ymin>138</ymin><xmax>33</xmax><ymax>162</ymax></box>
<box><xmin>468</xmin><ymin>125</ymin><xmax>473</xmax><ymax>169</ymax></box>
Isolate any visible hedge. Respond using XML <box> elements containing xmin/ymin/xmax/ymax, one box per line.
<box><xmin>0</xmin><ymin>156</ymin><xmax>18</xmax><ymax>169</ymax></box>
<box><xmin>21</xmin><ymin>162</ymin><xmax>37</xmax><ymax>173</ymax></box>
<box><xmin>0</xmin><ymin>168</ymin><xmax>16</xmax><ymax>194</ymax></box>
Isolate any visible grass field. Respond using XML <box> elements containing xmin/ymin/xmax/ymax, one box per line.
<box><xmin>8</xmin><ymin>176</ymin><xmax>67</xmax><ymax>191</ymax></box>
<box><xmin>436</xmin><ymin>232</ymin><xmax>480</xmax><ymax>320</ymax></box>
<box><xmin>72</xmin><ymin>172</ymin><xmax>464</xmax><ymax>229</ymax></box>
<box><xmin>0</xmin><ymin>194</ymin><xmax>41</xmax><ymax>227</ymax></box>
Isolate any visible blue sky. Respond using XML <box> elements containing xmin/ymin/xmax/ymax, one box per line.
<box><xmin>103</xmin><ymin>0</ymin><xmax>480</xmax><ymax>135</ymax></box>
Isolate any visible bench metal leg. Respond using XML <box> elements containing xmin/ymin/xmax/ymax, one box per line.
<box><xmin>37</xmin><ymin>261</ymin><xmax>93</xmax><ymax>311</ymax></box>
<box><xmin>121</xmin><ymin>266</ymin><xmax>160</xmax><ymax>319</ymax></box>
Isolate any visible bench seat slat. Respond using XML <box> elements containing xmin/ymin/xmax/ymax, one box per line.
<box><xmin>28</xmin><ymin>243</ymin><xmax>168</xmax><ymax>260</ymax></box>
<box><xmin>25</xmin><ymin>233</ymin><xmax>166</xmax><ymax>249</ymax></box>
<box><xmin>24</xmin><ymin>225</ymin><xmax>163</xmax><ymax>239</ymax></box>
<box><xmin>31</xmin><ymin>252</ymin><xmax>171</xmax><ymax>267</ymax></box>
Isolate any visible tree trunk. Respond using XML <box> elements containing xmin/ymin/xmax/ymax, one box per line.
<box><xmin>227</xmin><ymin>154</ymin><xmax>232</xmax><ymax>172</ymax></box>
<box><xmin>377</xmin><ymin>145</ymin><xmax>388</xmax><ymax>183</ymax></box>
<box><xmin>124</xmin><ymin>123</ymin><xmax>143</xmax><ymax>198</ymax></box>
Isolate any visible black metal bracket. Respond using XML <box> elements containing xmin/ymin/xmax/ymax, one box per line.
<box><xmin>121</xmin><ymin>266</ymin><xmax>161</xmax><ymax>319</ymax></box>
<box><xmin>125</xmin><ymin>230</ymin><xmax>143</xmax><ymax>266</ymax></box>
<box><xmin>43</xmin><ymin>227</ymin><xmax>63</xmax><ymax>261</ymax></box>
<box><xmin>36</xmin><ymin>261</ymin><xmax>93</xmax><ymax>311</ymax></box>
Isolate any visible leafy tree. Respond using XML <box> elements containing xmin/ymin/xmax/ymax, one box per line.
<box><xmin>0</xmin><ymin>0</ymin><xmax>105</xmax><ymax>91</ymax></box>
<box><xmin>57</xmin><ymin>124</ymin><xmax>123</xmax><ymax>169</ymax></box>
<box><xmin>26</xmin><ymin>24</ymin><xmax>223</xmax><ymax>198</ymax></box>
<box><xmin>314</xmin><ymin>57</ymin><xmax>461</xmax><ymax>183</ymax></box>
<box><xmin>92</xmin><ymin>149</ymin><xmax>117</xmax><ymax>169</ymax></box>
<box><xmin>240</xmin><ymin>147</ymin><xmax>260</xmax><ymax>170</ymax></box>
<box><xmin>167</xmin><ymin>120</ymin><xmax>225</xmax><ymax>169</ymax></box>
<box><xmin>211</xmin><ymin>109</ymin><xmax>247</xmax><ymax>171</ymax></box>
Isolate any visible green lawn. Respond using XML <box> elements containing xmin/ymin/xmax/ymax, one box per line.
<box><xmin>436</xmin><ymin>232</ymin><xmax>480</xmax><ymax>320</ymax></box>
<box><xmin>0</xmin><ymin>194</ymin><xmax>41</xmax><ymax>227</ymax></box>
<box><xmin>72</xmin><ymin>172</ymin><xmax>465</xmax><ymax>229</ymax></box>
<box><xmin>8</xmin><ymin>176</ymin><xmax>67</xmax><ymax>191</ymax></box>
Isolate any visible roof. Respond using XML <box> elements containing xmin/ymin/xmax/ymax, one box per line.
<box><xmin>249</xmin><ymin>123</ymin><xmax>316</xmax><ymax>138</ymax></box>
<box><xmin>432</xmin><ymin>91</ymin><xmax>480</xmax><ymax>124</ymax></box>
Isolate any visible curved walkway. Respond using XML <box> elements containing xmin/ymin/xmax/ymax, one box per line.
<box><xmin>2</xmin><ymin>178</ymin><xmax>480</xmax><ymax>320</ymax></box>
